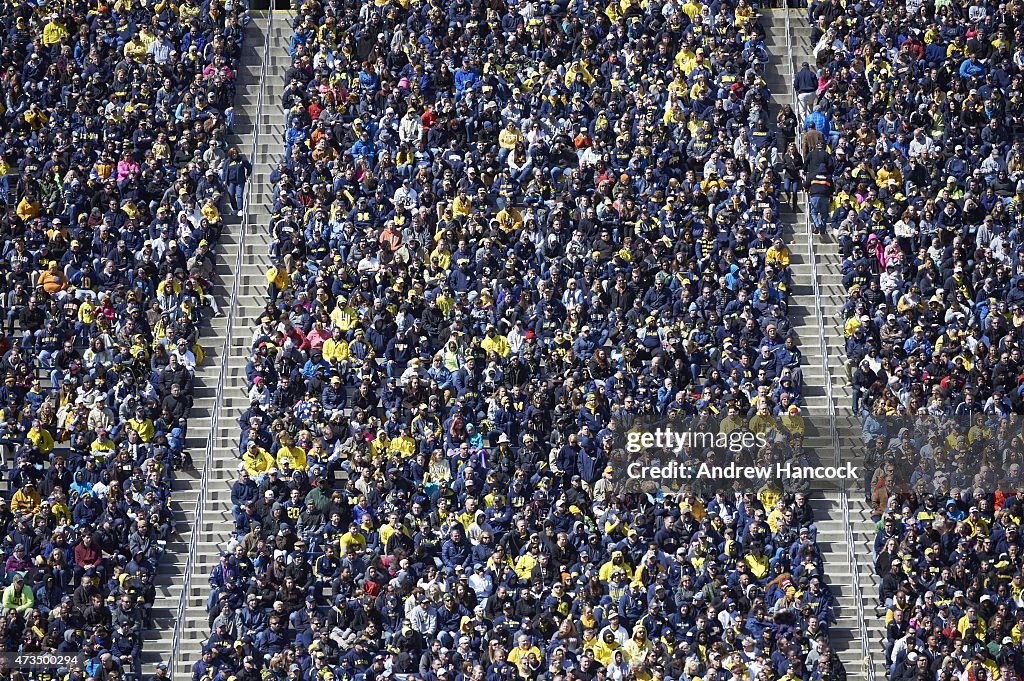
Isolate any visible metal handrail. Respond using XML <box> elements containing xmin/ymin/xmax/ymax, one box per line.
<box><xmin>169</xmin><ymin>10</ymin><xmax>273</xmax><ymax>678</ymax></box>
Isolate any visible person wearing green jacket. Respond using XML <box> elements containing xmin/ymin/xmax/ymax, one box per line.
<box><xmin>2</xmin><ymin>572</ymin><xmax>34</xmax><ymax>614</ymax></box>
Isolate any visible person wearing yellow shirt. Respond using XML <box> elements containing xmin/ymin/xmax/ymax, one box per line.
<box><xmin>0</xmin><ymin>157</ymin><xmax>9</xmax><ymax>201</ymax></box>
<box><xmin>152</xmin><ymin>0</ymin><xmax>176</xmax><ymax>17</ymax></box>
<box><xmin>317</xmin><ymin>18</ymin><xmax>340</xmax><ymax>43</ymax></box>
<box><xmin>498</xmin><ymin>121</ymin><xmax>523</xmax><ymax>152</ymax></box>
<box><xmin>42</xmin><ymin>17</ymin><xmax>69</xmax><ymax>46</ymax></box>
<box><xmin>621</xmin><ymin>626</ymin><xmax>654</xmax><ymax>668</ymax></box>
<box><xmin>966</xmin><ymin>507</ymin><xmax>991</xmax><ymax>536</ymax></box>
<box><xmin>1012</xmin><ymin>617</ymin><xmax>1024</xmax><ymax>645</ymax></box>
<box><xmin>124</xmin><ymin>36</ymin><xmax>148</xmax><ymax>62</ymax></box>
<box><xmin>485</xmin><ymin>546</ymin><xmax>515</xmax><ymax>575</ymax></box>
<box><xmin>178</xmin><ymin>0</ymin><xmax>200</xmax><ymax>20</ymax></box>
<box><xmin>396</xmin><ymin>146</ymin><xmax>414</xmax><ymax>170</ymax></box>
<box><xmin>126</xmin><ymin>410</ymin><xmax>156</xmax><ymax>442</ymax></box>
<box><xmin>689</xmin><ymin>74</ymin><xmax>712</xmax><ymax>101</ymax></box>
<box><xmin>276</xmin><ymin>438</ymin><xmax>308</xmax><ymax>472</ymax></box>
<box><xmin>507</xmin><ymin>635</ymin><xmax>543</xmax><ymax>674</ymax></box>
<box><xmin>564</xmin><ymin>61</ymin><xmax>593</xmax><ymax>87</ymax></box>
<box><xmin>593</xmin><ymin>631</ymin><xmax>621</xmax><ymax>666</ymax></box>
<box><xmin>747</xmin><ymin>401</ymin><xmax>778</xmax><ymax>436</ymax></box>
<box><xmin>765</xmin><ymin>239</ymin><xmax>791</xmax><ymax>270</ymax></box>
<box><xmin>495</xmin><ymin>204</ymin><xmax>523</xmax><ymax>233</ymax></box>
<box><xmin>201</xmin><ymin>198</ymin><xmax>221</xmax><ymax>224</ymax></box>
<box><xmin>957</xmin><ymin>607</ymin><xmax>986</xmax><ymax>640</ymax></box>
<box><xmin>883</xmin><ymin>591</ymin><xmax>912</xmax><ymax>626</ymax></box>
<box><xmin>875</xmin><ymin>164</ymin><xmax>903</xmax><ymax>189</ymax></box>
<box><xmin>678</xmin><ymin>491</ymin><xmax>707</xmax><ymax>521</ymax></box>
<box><xmin>946</xmin><ymin>37</ymin><xmax>968</xmax><ymax>60</ymax></box>
<box><xmin>700</xmin><ymin>170</ymin><xmax>726</xmax><ymax>194</ymax></box>
<box><xmin>11</xmin><ymin>481</ymin><xmax>41</xmax><ymax>516</ymax></box>
<box><xmin>674</xmin><ymin>45</ymin><xmax>696</xmax><ymax>74</ymax></box>
<box><xmin>37</xmin><ymin>263</ymin><xmax>68</xmax><ymax>297</ymax></box>
<box><xmin>16</xmin><ymin>196</ymin><xmax>39</xmax><ymax>221</ymax></box>
<box><xmin>90</xmin><ymin>430</ymin><xmax>116</xmax><ymax>458</ymax></box>
<box><xmin>781</xmin><ymin>405</ymin><xmax>805</xmax><ymax>437</ymax></box>
<box><xmin>136</xmin><ymin>24</ymin><xmax>157</xmax><ymax>49</ymax></box>
<box><xmin>514</xmin><ymin>544</ymin><xmax>540</xmax><ymax>580</ymax></box>
<box><xmin>719</xmin><ymin>405</ymin><xmax>745</xmax><ymax>435</ymax></box>
<box><xmin>454</xmin><ymin>500</ymin><xmax>480</xmax><ymax>534</ymax></box>
<box><xmin>766</xmin><ymin>498</ymin><xmax>788</xmax><ymax>534</ymax></box>
<box><xmin>758</xmin><ymin>481</ymin><xmax>783</xmax><ymax>511</ymax></box>
<box><xmin>631</xmin><ymin>552</ymin><xmax>665</xmax><ymax>587</ymax></box>
<box><xmin>242</xmin><ymin>442</ymin><xmax>275</xmax><ymax>478</ymax></box>
<box><xmin>733</xmin><ymin>0</ymin><xmax>753</xmax><ymax>25</ymax></box>
<box><xmin>452</xmin><ymin>189</ymin><xmax>473</xmax><ymax>217</ymax></box>
<box><xmin>266</xmin><ymin>263</ymin><xmax>290</xmax><ymax>302</ymax></box>
<box><xmin>663</xmin><ymin>99</ymin><xmax>687</xmax><ymax>127</ymax></box>
<box><xmin>967</xmin><ymin>413</ymin><xmax>992</xmax><ymax>446</ymax></box>
<box><xmin>338</xmin><ymin>522</ymin><xmax>367</xmax><ymax>557</ymax></box>
<box><xmin>894</xmin><ymin>289</ymin><xmax>924</xmax><ymax>317</ymax></box>
<box><xmin>743</xmin><ymin>546</ymin><xmax>771</xmax><ymax>579</ymax></box>
<box><xmin>378</xmin><ymin>511</ymin><xmax>407</xmax><ymax>549</ymax></box>
<box><xmin>366</xmin><ymin>430</ymin><xmax>389</xmax><ymax>462</ymax></box>
<box><xmin>27</xmin><ymin>421</ymin><xmax>54</xmax><ymax>455</ymax></box>
<box><xmin>156</xmin><ymin>274</ymin><xmax>181</xmax><ymax>298</ymax></box>
<box><xmin>598</xmin><ymin>551</ymin><xmax>634</xmax><ymax>582</ymax></box>
<box><xmin>329</xmin><ymin>297</ymin><xmax>357</xmax><ymax>331</ymax></box>
<box><xmin>49</xmin><ymin>497</ymin><xmax>71</xmax><ymax>526</ymax></box>
<box><xmin>967</xmin><ymin>657</ymin><xmax>1000</xmax><ymax>681</ymax></box>
<box><xmin>430</xmin><ymin>242</ymin><xmax>452</xmax><ymax>270</ymax></box>
<box><xmin>322</xmin><ymin>328</ymin><xmax>350</xmax><ymax>365</ymax></box>
<box><xmin>480</xmin><ymin>326</ymin><xmax>510</xmax><ymax>358</ymax></box>
<box><xmin>389</xmin><ymin>427</ymin><xmax>416</xmax><ymax>459</ymax></box>
<box><xmin>24</xmin><ymin>104</ymin><xmax>49</xmax><ymax>130</ymax></box>
<box><xmin>681</xmin><ymin>0</ymin><xmax>701</xmax><ymax>19</ymax></box>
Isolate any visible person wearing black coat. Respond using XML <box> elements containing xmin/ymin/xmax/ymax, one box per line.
<box><xmin>793</xmin><ymin>62</ymin><xmax>818</xmax><ymax>119</ymax></box>
<box><xmin>224</xmin><ymin>147</ymin><xmax>253</xmax><ymax>214</ymax></box>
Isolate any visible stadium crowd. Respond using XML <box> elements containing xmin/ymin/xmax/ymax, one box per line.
<box><xmin>0</xmin><ymin>0</ymin><xmax>251</xmax><ymax>678</ymax></box>
<box><xmin>202</xmin><ymin>1</ymin><xmax>853</xmax><ymax>681</ymax></box>
<box><xmin>802</xmin><ymin>0</ymin><xmax>1024</xmax><ymax>676</ymax></box>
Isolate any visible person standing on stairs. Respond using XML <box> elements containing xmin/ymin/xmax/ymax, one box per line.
<box><xmin>224</xmin><ymin>146</ymin><xmax>253</xmax><ymax>217</ymax></box>
<box><xmin>807</xmin><ymin>148</ymin><xmax>835</xmax><ymax>235</ymax></box>
<box><xmin>794</xmin><ymin>62</ymin><xmax>819</xmax><ymax>120</ymax></box>
<box><xmin>782</xmin><ymin>142</ymin><xmax>804</xmax><ymax>211</ymax></box>
<box><xmin>804</xmin><ymin>104</ymin><xmax>839</xmax><ymax>148</ymax></box>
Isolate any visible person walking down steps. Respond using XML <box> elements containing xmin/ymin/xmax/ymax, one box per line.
<box><xmin>794</xmin><ymin>61</ymin><xmax>819</xmax><ymax>120</ymax></box>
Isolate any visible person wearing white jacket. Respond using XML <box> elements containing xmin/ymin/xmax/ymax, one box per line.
<box><xmin>399</xmin><ymin>109</ymin><xmax>422</xmax><ymax>145</ymax></box>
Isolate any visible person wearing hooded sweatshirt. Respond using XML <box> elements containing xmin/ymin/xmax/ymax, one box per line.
<box><xmin>2</xmin><ymin>572</ymin><xmax>34</xmax><ymax>613</ymax></box>
<box><xmin>620</xmin><ymin>625</ymin><xmax>653</xmax><ymax>669</ymax></box>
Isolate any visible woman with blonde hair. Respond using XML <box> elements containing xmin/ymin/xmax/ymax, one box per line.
<box><xmin>682</xmin><ymin>657</ymin><xmax>704</xmax><ymax>681</ymax></box>
<box><xmin>425</xmin><ymin>448</ymin><xmax>452</xmax><ymax>492</ymax></box>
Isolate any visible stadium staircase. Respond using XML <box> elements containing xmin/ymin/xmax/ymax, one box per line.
<box><xmin>154</xmin><ymin>11</ymin><xmax>285</xmax><ymax>677</ymax></box>
<box><xmin>763</xmin><ymin>10</ymin><xmax>883</xmax><ymax>681</ymax></box>
<box><xmin>134</xmin><ymin>14</ymin><xmax>271</xmax><ymax>674</ymax></box>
